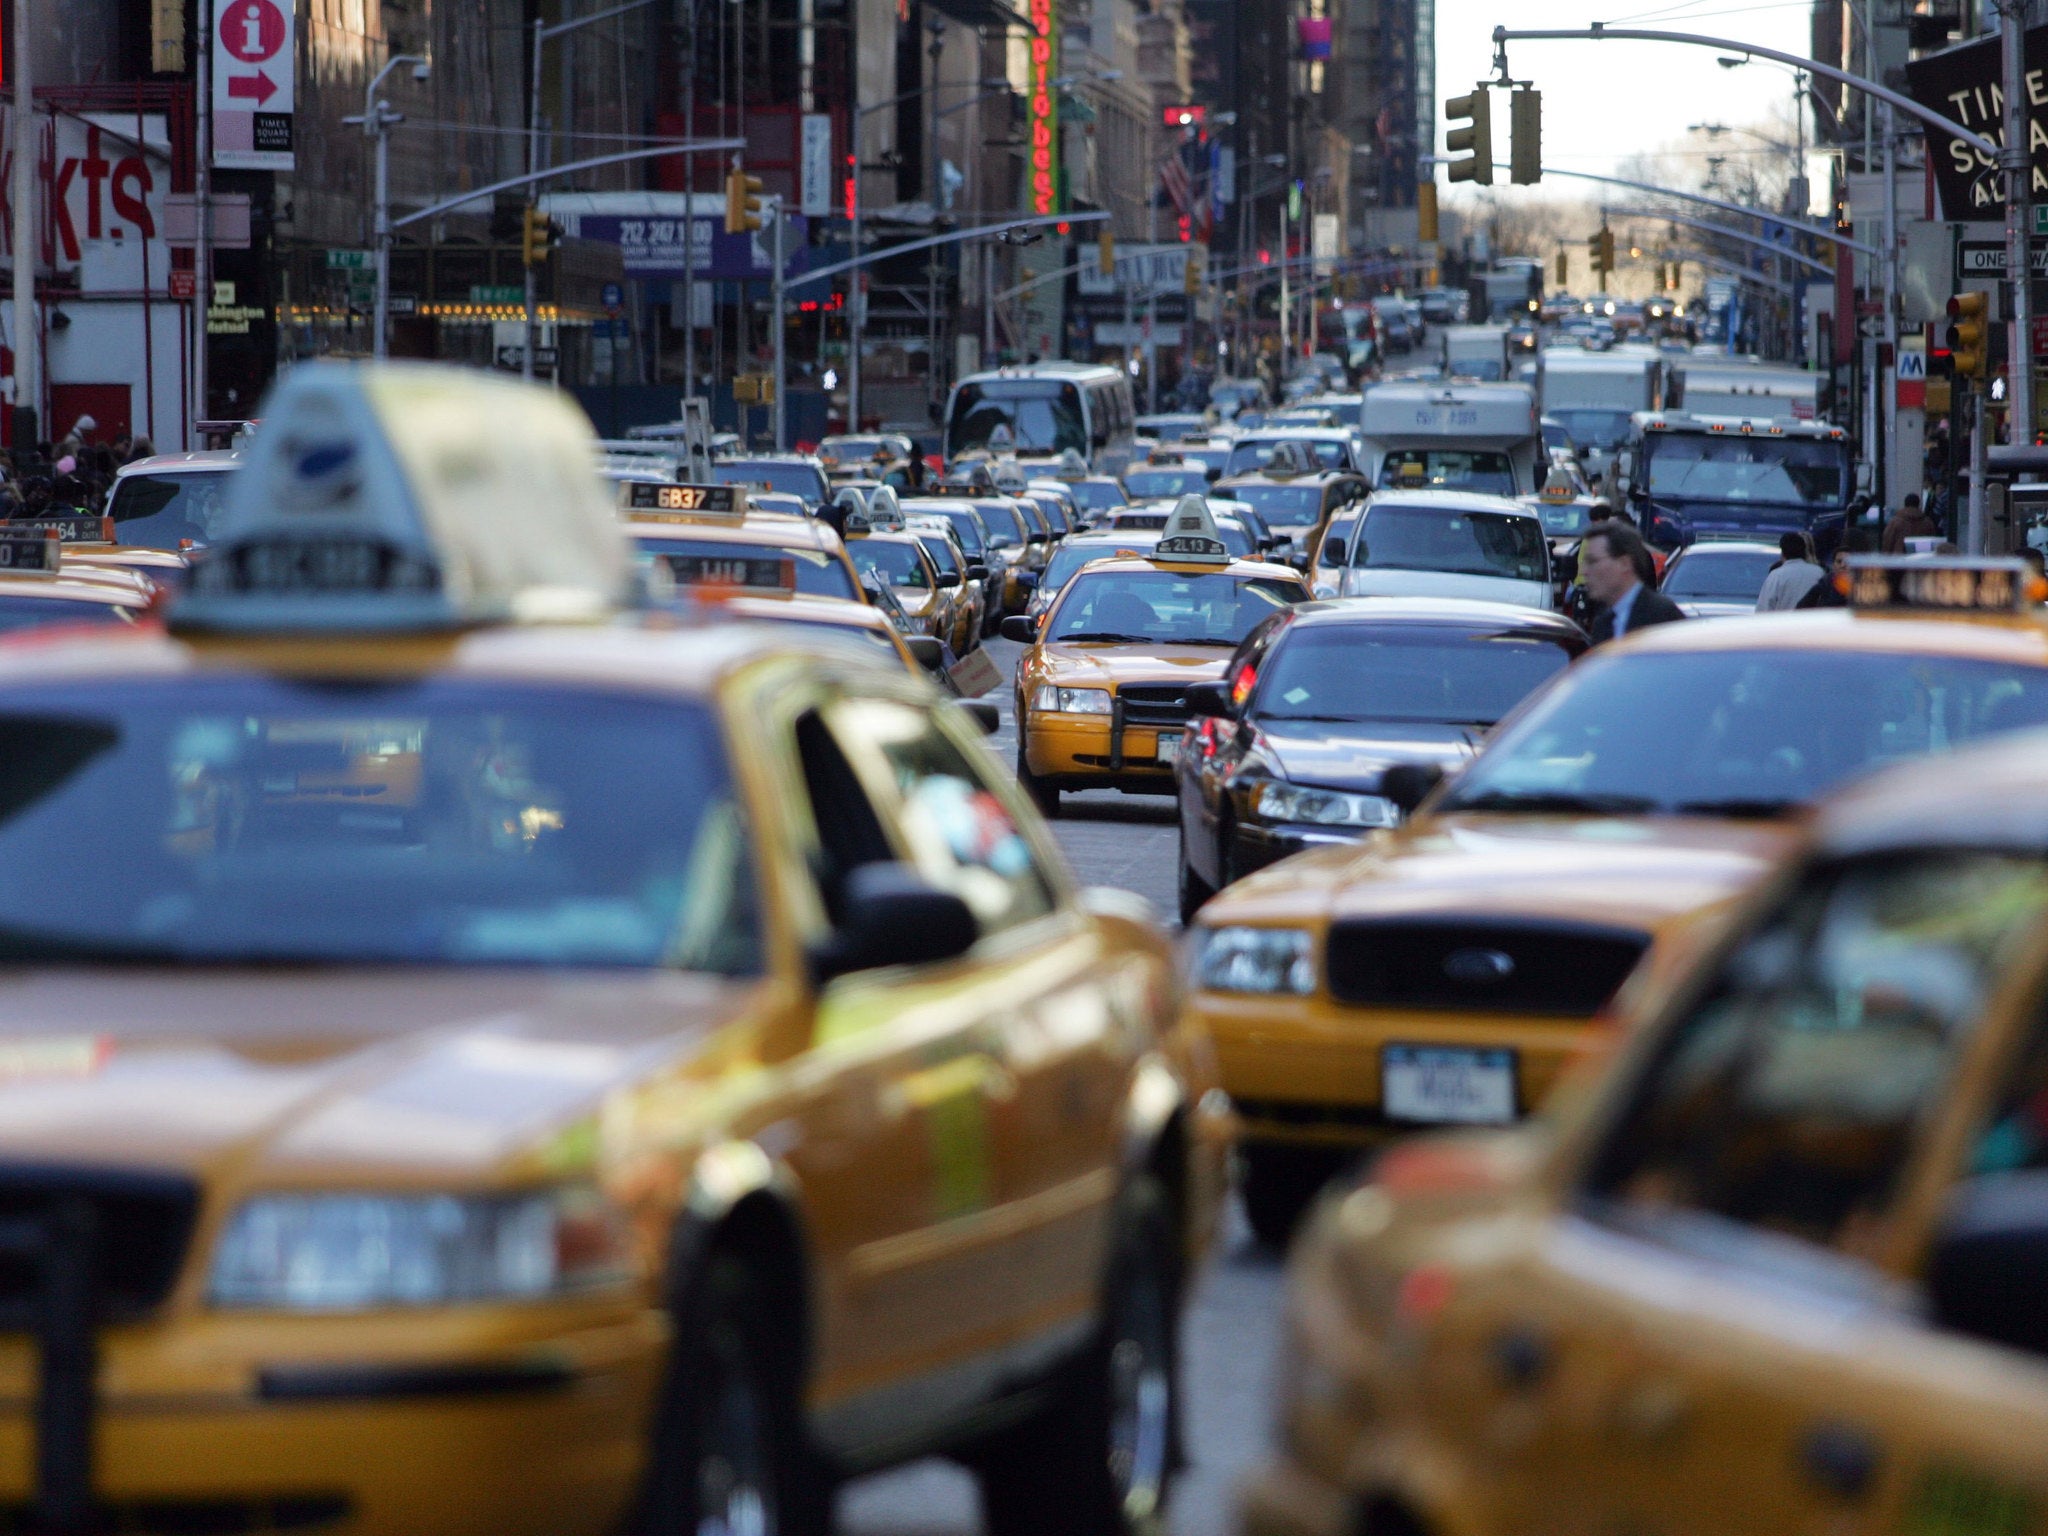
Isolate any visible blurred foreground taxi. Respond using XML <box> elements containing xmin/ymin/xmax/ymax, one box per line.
<box><xmin>1190</xmin><ymin>558</ymin><xmax>2048</xmax><ymax>1244</ymax></box>
<box><xmin>0</xmin><ymin>363</ymin><xmax>1228</xmax><ymax>1536</ymax></box>
<box><xmin>1246</xmin><ymin>638</ymin><xmax>2048</xmax><ymax>1536</ymax></box>
<box><xmin>1006</xmin><ymin>496</ymin><xmax>1307</xmax><ymax>815</ymax></box>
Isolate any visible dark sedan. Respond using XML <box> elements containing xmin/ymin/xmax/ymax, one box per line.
<box><xmin>1174</xmin><ymin>598</ymin><xmax>1588</xmax><ymax>920</ymax></box>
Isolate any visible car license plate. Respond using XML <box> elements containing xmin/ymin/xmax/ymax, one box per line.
<box><xmin>1155</xmin><ymin>731</ymin><xmax>1182</xmax><ymax>765</ymax></box>
<box><xmin>1380</xmin><ymin>1045</ymin><xmax>1516</xmax><ymax>1125</ymax></box>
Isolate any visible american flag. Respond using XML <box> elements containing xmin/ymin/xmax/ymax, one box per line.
<box><xmin>1160</xmin><ymin>153</ymin><xmax>1194</xmax><ymax>220</ymax></box>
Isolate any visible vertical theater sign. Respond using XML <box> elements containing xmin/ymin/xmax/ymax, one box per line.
<box><xmin>1027</xmin><ymin>0</ymin><xmax>1060</xmax><ymax>217</ymax></box>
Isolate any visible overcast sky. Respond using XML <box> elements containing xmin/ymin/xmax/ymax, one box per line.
<box><xmin>1431</xmin><ymin>0</ymin><xmax>1817</xmax><ymax>195</ymax></box>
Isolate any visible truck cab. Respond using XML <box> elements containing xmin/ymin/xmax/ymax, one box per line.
<box><xmin>1624</xmin><ymin>411</ymin><xmax>1856</xmax><ymax>552</ymax></box>
<box><xmin>1358</xmin><ymin>381</ymin><xmax>1543</xmax><ymax>499</ymax></box>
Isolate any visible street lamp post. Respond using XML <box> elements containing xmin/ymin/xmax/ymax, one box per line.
<box><xmin>345</xmin><ymin>53</ymin><xmax>430</xmax><ymax>362</ymax></box>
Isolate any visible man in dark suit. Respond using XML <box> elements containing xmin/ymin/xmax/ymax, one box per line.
<box><xmin>1583</xmin><ymin>522</ymin><xmax>1684</xmax><ymax>642</ymax></box>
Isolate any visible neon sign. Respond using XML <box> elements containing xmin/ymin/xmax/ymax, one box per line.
<box><xmin>1028</xmin><ymin>0</ymin><xmax>1060</xmax><ymax>215</ymax></box>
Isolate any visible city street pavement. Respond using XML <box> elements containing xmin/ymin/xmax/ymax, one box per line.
<box><xmin>838</xmin><ymin>638</ymin><xmax>1289</xmax><ymax>1536</ymax></box>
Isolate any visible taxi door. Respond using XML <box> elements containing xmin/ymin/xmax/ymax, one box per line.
<box><xmin>822</xmin><ymin>690</ymin><xmax>1138</xmax><ymax>1330</ymax></box>
<box><xmin>1455</xmin><ymin>845</ymin><xmax>2048</xmax><ymax>1536</ymax></box>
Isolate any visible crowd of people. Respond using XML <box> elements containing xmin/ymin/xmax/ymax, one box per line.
<box><xmin>0</xmin><ymin>414</ymin><xmax>157</xmax><ymax>519</ymax></box>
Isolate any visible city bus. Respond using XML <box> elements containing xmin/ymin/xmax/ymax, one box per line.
<box><xmin>943</xmin><ymin>361</ymin><xmax>1138</xmax><ymax>473</ymax></box>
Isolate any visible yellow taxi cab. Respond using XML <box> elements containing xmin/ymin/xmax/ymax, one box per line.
<box><xmin>1004</xmin><ymin>495</ymin><xmax>1307</xmax><ymax>815</ymax></box>
<box><xmin>0</xmin><ymin>361</ymin><xmax>1229</xmax><ymax>1536</ymax></box>
<box><xmin>1187</xmin><ymin>558</ymin><xmax>2048</xmax><ymax>1245</ymax></box>
<box><xmin>835</xmin><ymin>491</ymin><xmax>975</xmax><ymax>655</ymax></box>
<box><xmin>1247</xmin><ymin>571</ymin><xmax>2048</xmax><ymax>1536</ymax></box>
<box><xmin>0</xmin><ymin>527</ymin><xmax>159</xmax><ymax>637</ymax></box>
<box><xmin>1213</xmin><ymin>463</ymin><xmax>1370</xmax><ymax>565</ymax></box>
<box><xmin>617</xmin><ymin>478</ymin><xmax>865</xmax><ymax>605</ymax></box>
<box><xmin>9</xmin><ymin>510</ymin><xmax>189</xmax><ymax>593</ymax></box>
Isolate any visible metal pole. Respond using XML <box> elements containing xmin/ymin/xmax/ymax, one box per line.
<box><xmin>983</xmin><ymin>239</ymin><xmax>995</xmax><ymax>363</ymax></box>
<box><xmin>1970</xmin><ymin>385</ymin><xmax>1989</xmax><ymax>552</ymax></box>
<box><xmin>772</xmin><ymin>201</ymin><xmax>786</xmax><ymax>449</ymax></box>
<box><xmin>926</xmin><ymin>20</ymin><xmax>943</xmax><ymax>424</ymax></box>
<box><xmin>849</xmin><ymin>141</ymin><xmax>861</xmax><ymax>429</ymax></box>
<box><xmin>2004</xmin><ymin>3</ymin><xmax>2035</xmax><ymax>445</ymax></box>
<box><xmin>11</xmin><ymin>0</ymin><xmax>40</xmax><ymax>450</ymax></box>
<box><xmin>524</xmin><ymin>15</ymin><xmax>542</xmax><ymax>381</ymax></box>
<box><xmin>682</xmin><ymin>1</ymin><xmax>696</xmax><ymax>402</ymax></box>
<box><xmin>1146</xmin><ymin>196</ymin><xmax>1158</xmax><ymax>413</ymax></box>
<box><xmin>195</xmin><ymin>7</ymin><xmax>212</xmax><ymax>428</ymax></box>
<box><xmin>372</xmin><ymin>109</ymin><xmax>391</xmax><ymax>359</ymax></box>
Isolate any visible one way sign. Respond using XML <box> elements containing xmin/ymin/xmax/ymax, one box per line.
<box><xmin>213</xmin><ymin>0</ymin><xmax>294</xmax><ymax>172</ymax></box>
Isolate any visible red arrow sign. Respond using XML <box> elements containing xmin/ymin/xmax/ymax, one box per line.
<box><xmin>227</xmin><ymin>70</ymin><xmax>277</xmax><ymax>106</ymax></box>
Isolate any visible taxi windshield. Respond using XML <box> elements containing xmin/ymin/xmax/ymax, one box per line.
<box><xmin>1123</xmin><ymin>469</ymin><xmax>1211</xmax><ymax>500</ymax></box>
<box><xmin>1440</xmin><ymin>649</ymin><xmax>2048</xmax><ymax>818</ymax></box>
<box><xmin>1043</xmin><ymin>541</ymin><xmax>1157</xmax><ymax>596</ymax></box>
<box><xmin>1047</xmin><ymin>570</ymin><xmax>1299</xmax><ymax>646</ymax></box>
<box><xmin>1227</xmin><ymin>483</ymin><xmax>1325</xmax><ymax>528</ymax></box>
<box><xmin>1662</xmin><ymin>548</ymin><xmax>1780</xmax><ymax>601</ymax></box>
<box><xmin>1253</xmin><ymin>627</ymin><xmax>1574</xmax><ymax>726</ymax></box>
<box><xmin>0</xmin><ymin>596</ymin><xmax>142</xmax><ymax>635</ymax></box>
<box><xmin>1548</xmin><ymin>408</ymin><xmax>1634</xmax><ymax>451</ymax></box>
<box><xmin>108</xmin><ymin>470</ymin><xmax>235</xmax><ymax>550</ymax></box>
<box><xmin>712</xmin><ymin>460</ymin><xmax>829</xmax><ymax>504</ymax></box>
<box><xmin>914</xmin><ymin>535</ymin><xmax>962</xmax><ymax>576</ymax></box>
<box><xmin>1068</xmin><ymin>480</ymin><xmax>1128</xmax><ymax>512</ymax></box>
<box><xmin>0</xmin><ymin>679</ymin><xmax>759</xmax><ymax>971</ymax></box>
<box><xmin>1375</xmin><ymin>450</ymin><xmax>1517</xmax><ymax>495</ymax></box>
<box><xmin>1357</xmin><ymin>505</ymin><xmax>1547</xmax><ymax>582</ymax></box>
<box><xmin>637</xmin><ymin>537</ymin><xmax>856</xmax><ymax>601</ymax></box>
<box><xmin>1224</xmin><ymin>439</ymin><xmax>1349</xmax><ymax>476</ymax></box>
<box><xmin>848</xmin><ymin>541</ymin><xmax>931</xmax><ymax>589</ymax></box>
<box><xmin>1643</xmin><ymin>434</ymin><xmax>1850</xmax><ymax>507</ymax></box>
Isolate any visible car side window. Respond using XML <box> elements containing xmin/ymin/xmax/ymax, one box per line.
<box><xmin>831</xmin><ymin>697</ymin><xmax>1060</xmax><ymax>935</ymax></box>
<box><xmin>792</xmin><ymin>708</ymin><xmax>900</xmax><ymax>928</ymax></box>
<box><xmin>1586</xmin><ymin>851</ymin><xmax>2048</xmax><ymax>1256</ymax></box>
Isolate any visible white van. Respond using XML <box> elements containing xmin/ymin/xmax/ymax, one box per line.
<box><xmin>1440</xmin><ymin>325</ymin><xmax>1513</xmax><ymax>382</ymax></box>
<box><xmin>1323</xmin><ymin>490</ymin><xmax>1553</xmax><ymax>609</ymax></box>
<box><xmin>1537</xmin><ymin>351</ymin><xmax>1663</xmax><ymax>477</ymax></box>
<box><xmin>1359</xmin><ymin>381</ymin><xmax>1543</xmax><ymax>498</ymax></box>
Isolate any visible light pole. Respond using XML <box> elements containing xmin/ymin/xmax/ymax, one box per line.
<box><xmin>345</xmin><ymin>53</ymin><xmax>430</xmax><ymax>361</ymax></box>
<box><xmin>522</xmin><ymin>0</ymin><xmax>659</xmax><ymax>382</ymax></box>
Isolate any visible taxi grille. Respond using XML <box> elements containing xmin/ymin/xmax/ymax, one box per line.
<box><xmin>1324</xmin><ymin>917</ymin><xmax>1649</xmax><ymax>1016</ymax></box>
<box><xmin>0</xmin><ymin>1165</ymin><xmax>201</xmax><ymax>1328</ymax></box>
<box><xmin>1117</xmin><ymin>684</ymin><xmax>1193</xmax><ymax>728</ymax></box>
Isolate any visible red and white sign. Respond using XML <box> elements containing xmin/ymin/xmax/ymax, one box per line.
<box><xmin>168</xmin><ymin>270</ymin><xmax>197</xmax><ymax>299</ymax></box>
<box><xmin>213</xmin><ymin>0</ymin><xmax>294</xmax><ymax>171</ymax></box>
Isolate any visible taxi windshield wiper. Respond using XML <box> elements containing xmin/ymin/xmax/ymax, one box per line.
<box><xmin>1671</xmin><ymin>797</ymin><xmax>1798</xmax><ymax>819</ymax></box>
<box><xmin>1054</xmin><ymin>631</ymin><xmax>1150</xmax><ymax>643</ymax></box>
<box><xmin>1448</xmin><ymin>788</ymin><xmax>1658</xmax><ymax>815</ymax></box>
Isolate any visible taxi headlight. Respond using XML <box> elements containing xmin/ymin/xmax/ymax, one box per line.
<box><xmin>209</xmin><ymin>1187</ymin><xmax>634</xmax><ymax>1310</ymax></box>
<box><xmin>1249</xmin><ymin>781</ymin><xmax>1399</xmax><ymax>829</ymax></box>
<box><xmin>1032</xmin><ymin>684</ymin><xmax>1113</xmax><ymax>715</ymax></box>
<box><xmin>1195</xmin><ymin>925</ymin><xmax>1317</xmax><ymax>995</ymax></box>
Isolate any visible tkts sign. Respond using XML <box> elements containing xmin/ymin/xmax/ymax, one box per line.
<box><xmin>0</xmin><ymin>110</ymin><xmax>171</xmax><ymax>292</ymax></box>
<box><xmin>1904</xmin><ymin>25</ymin><xmax>2048</xmax><ymax>218</ymax></box>
<box><xmin>1027</xmin><ymin>0</ymin><xmax>1060</xmax><ymax>216</ymax></box>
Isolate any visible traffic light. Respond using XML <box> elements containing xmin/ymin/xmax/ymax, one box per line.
<box><xmin>725</xmin><ymin>166</ymin><xmax>764</xmax><ymax>235</ymax></box>
<box><xmin>521</xmin><ymin>205</ymin><xmax>559</xmax><ymax>267</ymax></box>
<box><xmin>1417</xmin><ymin>182</ymin><xmax>1438</xmax><ymax>244</ymax></box>
<box><xmin>1586</xmin><ymin>228</ymin><xmax>1614</xmax><ymax>278</ymax></box>
<box><xmin>1509</xmin><ymin>87</ymin><xmax>1541</xmax><ymax>185</ymax></box>
<box><xmin>1184</xmin><ymin>252</ymin><xmax>1203</xmax><ymax>297</ymax></box>
<box><xmin>1445</xmin><ymin>87</ymin><xmax>1493</xmax><ymax>186</ymax></box>
<box><xmin>1949</xmin><ymin>291</ymin><xmax>1990</xmax><ymax>380</ymax></box>
<box><xmin>1555</xmin><ymin>249</ymin><xmax>1567</xmax><ymax>286</ymax></box>
<box><xmin>1098</xmin><ymin>227</ymin><xmax>1116</xmax><ymax>278</ymax></box>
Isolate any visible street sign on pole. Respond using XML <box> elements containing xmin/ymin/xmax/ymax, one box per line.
<box><xmin>212</xmin><ymin>0</ymin><xmax>295</xmax><ymax>170</ymax></box>
<box><xmin>1958</xmin><ymin>240</ymin><xmax>2048</xmax><ymax>276</ymax></box>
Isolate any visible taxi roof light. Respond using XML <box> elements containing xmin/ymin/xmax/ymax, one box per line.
<box><xmin>1152</xmin><ymin>495</ymin><xmax>1232</xmax><ymax>565</ymax></box>
<box><xmin>1846</xmin><ymin>555</ymin><xmax>2032</xmax><ymax>615</ymax></box>
<box><xmin>175</xmin><ymin>362</ymin><xmax>631</xmax><ymax>636</ymax></box>
<box><xmin>0</xmin><ymin>530</ymin><xmax>62</xmax><ymax>576</ymax></box>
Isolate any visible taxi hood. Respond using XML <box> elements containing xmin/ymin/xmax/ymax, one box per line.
<box><xmin>0</xmin><ymin>969</ymin><xmax>757</xmax><ymax>1180</ymax></box>
<box><xmin>1038</xmin><ymin>640</ymin><xmax>1237</xmax><ymax>685</ymax></box>
<box><xmin>1254</xmin><ymin>720</ymin><xmax>1481</xmax><ymax>794</ymax></box>
<box><xmin>1211</xmin><ymin>811</ymin><xmax>1793</xmax><ymax>935</ymax></box>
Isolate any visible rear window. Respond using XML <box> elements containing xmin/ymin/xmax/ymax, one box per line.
<box><xmin>713</xmin><ymin>461</ymin><xmax>828</xmax><ymax>504</ymax></box>
<box><xmin>635</xmin><ymin>537</ymin><xmax>856</xmax><ymax>600</ymax></box>
<box><xmin>109</xmin><ymin>471</ymin><xmax>235</xmax><ymax>550</ymax></box>
<box><xmin>1358</xmin><ymin>505</ymin><xmax>1547</xmax><ymax>583</ymax></box>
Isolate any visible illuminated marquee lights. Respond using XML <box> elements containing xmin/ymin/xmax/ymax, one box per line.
<box><xmin>1028</xmin><ymin>0</ymin><xmax>1060</xmax><ymax>215</ymax></box>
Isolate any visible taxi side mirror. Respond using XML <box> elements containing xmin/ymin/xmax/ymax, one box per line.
<box><xmin>1379</xmin><ymin>761</ymin><xmax>1445</xmax><ymax>814</ymax></box>
<box><xmin>1928</xmin><ymin>1171</ymin><xmax>2048</xmax><ymax>1357</ymax></box>
<box><xmin>1184</xmin><ymin>680</ymin><xmax>1235</xmax><ymax>718</ymax></box>
<box><xmin>1322</xmin><ymin>537</ymin><xmax>1348</xmax><ymax>566</ymax></box>
<box><xmin>1205</xmin><ymin>466</ymin><xmax>1222</xmax><ymax>483</ymax></box>
<box><xmin>935</xmin><ymin>570</ymin><xmax>961</xmax><ymax>588</ymax></box>
<box><xmin>966</xmin><ymin>564</ymin><xmax>989</xmax><ymax>582</ymax></box>
<box><xmin>906</xmin><ymin>635</ymin><xmax>946</xmax><ymax>672</ymax></box>
<box><xmin>1000</xmin><ymin>616</ymin><xmax>1038</xmax><ymax>643</ymax></box>
<box><xmin>963</xmin><ymin>701</ymin><xmax>1001</xmax><ymax>735</ymax></box>
<box><xmin>812</xmin><ymin>863</ymin><xmax>979</xmax><ymax>983</ymax></box>
<box><xmin>1014</xmin><ymin>572</ymin><xmax>1039</xmax><ymax>592</ymax></box>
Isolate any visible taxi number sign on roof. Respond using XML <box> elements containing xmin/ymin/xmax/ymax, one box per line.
<box><xmin>13</xmin><ymin>515</ymin><xmax>115</xmax><ymax>544</ymax></box>
<box><xmin>204</xmin><ymin>536</ymin><xmax>440</xmax><ymax>596</ymax></box>
<box><xmin>1153</xmin><ymin>494</ymin><xmax>1231</xmax><ymax>564</ymax></box>
<box><xmin>0</xmin><ymin>531</ymin><xmax>60</xmax><ymax>572</ymax></box>
<box><xmin>623</xmin><ymin>482</ymin><xmax>738</xmax><ymax>514</ymax></box>
<box><xmin>661</xmin><ymin>553</ymin><xmax>797</xmax><ymax>592</ymax></box>
<box><xmin>1848</xmin><ymin>557</ymin><xmax>2029</xmax><ymax>614</ymax></box>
